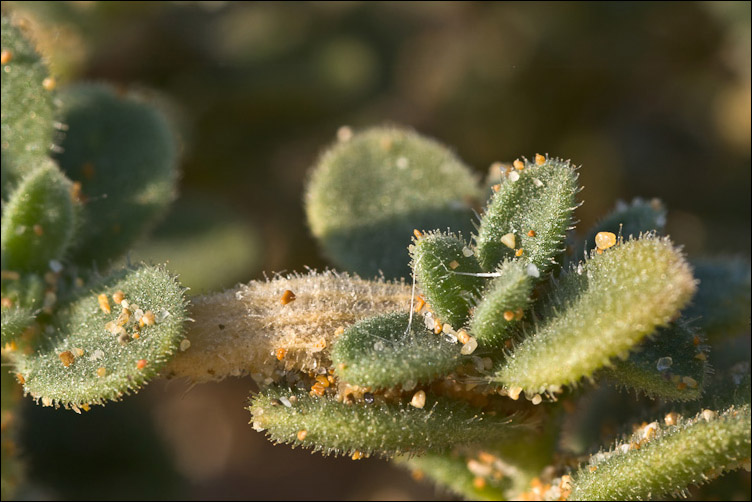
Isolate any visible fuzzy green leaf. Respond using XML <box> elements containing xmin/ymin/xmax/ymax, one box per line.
<box><xmin>332</xmin><ymin>312</ymin><xmax>462</xmax><ymax>389</ymax></box>
<box><xmin>249</xmin><ymin>385</ymin><xmax>518</xmax><ymax>457</ymax></box>
<box><xmin>569</xmin><ymin>404</ymin><xmax>751</xmax><ymax>500</ymax></box>
<box><xmin>494</xmin><ymin>236</ymin><xmax>696</xmax><ymax>396</ymax></box>
<box><xmin>700</xmin><ymin>358</ymin><xmax>751</xmax><ymax>412</ymax></box>
<box><xmin>410</xmin><ymin>231</ymin><xmax>484</xmax><ymax>329</ymax></box>
<box><xmin>55</xmin><ymin>83</ymin><xmax>178</xmax><ymax>265</ymax></box>
<box><xmin>469</xmin><ymin>260</ymin><xmax>534</xmax><ymax>348</ymax></box>
<box><xmin>584</xmin><ymin>197</ymin><xmax>667</xmax><ymax>248</ymax></box>
<box><xmin>400</xmin><ymin>452</ymin><xmax>508</xmax><ymax>501</ymax></box>
<box><xmin>605</xmin><ymin>321</ymin><xmax>707</xmax><ymax>401</ymax></box>
<box><xmin>1</xmin><ymin>306</ymin><xmax>35</xmax><ymax>345</ymax></box>
<box><xmin>1</xmin><ymin>161</ymin><xmax>76</xmax><ymax>273</ymax></box>
<box><xmin>402</xmin><ymin>419</ymin><xmax>559</xmax><ymax>500</ymax></box>
<box><xmin>0</xmin><ymin>273</ymin><xmax>45</xmax><ymax>311</ymax></box>
<box><xmin>685</xmin><ymin>259</ymin><xmax>750</xmax><ymax>342</ymax></box>
<box><xmin>0</xmin><ymin>15</ymin><xmax>57</xmax><ymax>197</ymax></box>
<box><xmin>15</xmin><ymin>264</ymin><xmax>187</xmax><ymax>409</ymax></box>
<box><xmin>305</xmin><ymin>126</ymin><xmax>481</xmax><ymax>279</ymax></box>
<box><xmin>475</xmin><ymin>157</ymin><xmax>578</xmax><ymax>274</ymax></box>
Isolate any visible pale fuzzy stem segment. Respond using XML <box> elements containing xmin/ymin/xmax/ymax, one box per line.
<box><xmin>164</xmin><ymin>271</ymin><xmax>412</xmax><ymax>382</ymax></box>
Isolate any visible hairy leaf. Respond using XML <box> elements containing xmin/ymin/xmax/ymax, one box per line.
<box><xmin>475</xmin><ymin>156</ymin><xmax>578</xmax><ymax>274</ymax></box>
<box><xmin>469</xmin><ymin>260</ymin><xmax>534</xmax><ymax>348</ymax></box>
<box><xmin>400</xmin><ymin>452</ymin><xmax>507</xmax><ymax>501</ymax></box>
<box><xmin>55</xmin><ymin>83</ymin><xmax>178</xmax><ymax>265</ymax></box>
<box><xmin>1</xmin><ymin>161</ymin><xmax>76</xmax><ymax>273</ymax></box>
<box><xmin>686</xmin><ymin>259</ymin><xmax>750</xmax><ymax>342</ymax></box>
<box><xmin>16</xmin><ymin>265</ymin><xmax>187</xmax><ymax>409</ymax></box>
<box><xmin>605</xmin><ymin>321</ymin><xmax>707</xmax><ymax>401</ymax></box>
<box><xmin>410</xmin><ymin>231</ymin><xmax>484</xmax><ymax>329</ymax></box>
<box><xmin>249</xmin><ymin>385</ymin><xmax>518</xmax><ymax>457</ymax></box>
<box><xmin>1</xmin><ymin>306</ymin><xmax>35</xmax><ymax>345</ymax></box>
<box><xmin>569</xmin><ymin>404</ymin><xmax>751</xmax><ymax>500</ymax></box>
<box><xmin>494</xmin><ymin>236</ymin><xmax>696</xmax><ymax>396</ymax></box>
<box><xmin>305</xmin><ymin>126</ymin><xmax>481</xmax><ymax>279</ymax></box>
<box><xmin>332</xmin><ymin>312</ymin><xmax>462</xmax><ymax>389</ymax></box>
<box><xmin>0</xmin><ymin>15</ymin><xmax>57</xmax><ymax>197</ymax></box>
<box><xmin>583</xmin><ymin>197</ymin><xmax>667</xmax><ymax>249</ymax></box>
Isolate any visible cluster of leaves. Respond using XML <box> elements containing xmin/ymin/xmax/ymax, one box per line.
<box><xmin>1</xmin><ymin>16</ymin><xmax>187</xmax><ymax>498</ymax></box>
<box><xmin>1</xmin><ymin>12</ymin><xmax>749</xmax><ymax>501</ymax></box>
<box><xmin>247</xmin><ymin>126</ymin><xmax>751</xmax><ymax>500</ymax></box>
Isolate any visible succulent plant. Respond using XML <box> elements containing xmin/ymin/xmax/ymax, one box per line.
<box><xmin>1</xmin><ymin>16</ymin><xmax>186</xmax><ymax>498</ymax></box>
<box><xmin>2</xmin><ymin>14</ymin><xmax>749</xmax><ymax>501</ymax></box>
<box><xmin>172</xmin><ymin>126</ymin><xmax>749</xmax><ymax>500</ymax></box>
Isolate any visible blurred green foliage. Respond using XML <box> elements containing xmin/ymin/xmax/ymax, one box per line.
<box><xmin>7</xmin><ymin>1</ymin><xmax>749</xmax><ymax>273</ymax></box>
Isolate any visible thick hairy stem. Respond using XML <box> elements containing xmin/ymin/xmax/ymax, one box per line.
<box><xmin>164</xmin><ymin>271</ymin><xmax>412</xmax><ymax>382</ymax></box>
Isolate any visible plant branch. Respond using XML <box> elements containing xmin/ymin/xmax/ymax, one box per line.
<box><xmin>163</xmin><ymin>270</ymin><xmax>412</xmax><ymax>383</ymax></box>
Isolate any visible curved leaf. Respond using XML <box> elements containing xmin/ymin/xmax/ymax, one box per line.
<box><xmin>16</xmin><ymin>265</ymin><xmax>187</xmax><ymax>408</ymax></box>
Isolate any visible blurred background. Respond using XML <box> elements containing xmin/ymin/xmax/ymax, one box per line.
<box><xmin>3</xmin><ymin>1</ymin><xmax>750</xmax><ymax>500</ymax></box>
